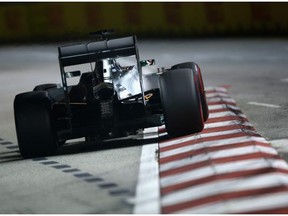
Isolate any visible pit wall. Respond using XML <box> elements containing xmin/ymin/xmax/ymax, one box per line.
<box><xmin>0</xmin><ymin>2</ymin><xmax>287</xmax><ymax>43</ymax></box>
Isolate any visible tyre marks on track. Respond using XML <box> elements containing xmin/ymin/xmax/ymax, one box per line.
<box><xmin>0</xmin><ymin>140</ymin><xmax>18</xmax><ymax>150</ymax></box>
<box><xmin>0</xmin><ymin>140</ymin><xmax>20</xmax><ymax>162</ymax></box>
<box><xmin>0</xmin><ymin>140</ymin><xmax>133</xmax><ymax>198</ymax></box>
<box><xmin>158</xmin><ymin>87</ymin><xmax>288</xmax><ymax>214</ymax></box>
<box><xmin>32</xmin><ymin>157</ymin><xmax>132</xmax><ymax>196</ymax></box>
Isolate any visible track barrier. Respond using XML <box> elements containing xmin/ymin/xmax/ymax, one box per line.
<box><xmin>0</xmin><ymin>2</ymin><xmax>288</xmax><ymax>43</ymax></box>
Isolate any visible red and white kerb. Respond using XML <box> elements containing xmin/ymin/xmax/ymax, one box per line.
<box><xmin>158</xmin><ymin>87</ymin><xmax>288</xmax><ymax>214</ymax></box>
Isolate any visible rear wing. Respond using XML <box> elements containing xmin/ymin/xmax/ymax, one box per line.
<box><xmin>58</xmin><ymin>36</ymin><xmax>138</xmax><ymax>67</ymax></box>
<box><xmin>58</xmin><ymin>35</ymin><xmax>145</xmax><ymax>112</ymax></box>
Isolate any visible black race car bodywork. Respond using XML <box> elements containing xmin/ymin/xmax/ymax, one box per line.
<box><xmin>14</xmin><ymin>31</ymin><xmax>209</xmax><ymax>158</ymax></box>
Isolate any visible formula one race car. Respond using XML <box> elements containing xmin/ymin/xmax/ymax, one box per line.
<box><xmin>14</xmin><ymin>30</ymin><xmax>209</xmax><ymax>158</ymax></box>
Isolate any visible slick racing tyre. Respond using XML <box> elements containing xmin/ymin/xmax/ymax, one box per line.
<box><xmin>14</xmin><ymin>91</ymin><xmax>58</xmax><ymax>158</ymax></box>
<box><xmin>171</xmin><ymin>62</ymin><xmax>209</xmax><ymax>122</ymax></box>
<box><xmin>33</xmin><ymin>83</ymin><xmax>58</xmax><ymax>91</ymax></box>
<box><xmin>159</xmin><ymin>68</ymin><xmax>204</xmax><ymax>137</ymax></box>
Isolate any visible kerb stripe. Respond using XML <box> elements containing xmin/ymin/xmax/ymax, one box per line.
<box><xmin>158</xmin><ymin>87</ymin><xmax>288</xmax><ymax>214</ymax></box>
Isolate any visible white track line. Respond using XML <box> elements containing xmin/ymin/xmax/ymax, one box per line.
<box><xmin>248</xmin><ymin>102</ymin><xmax>281</xmax><ymax>108</ymax></box>
<box><xmin>133</xmin><ymin>127</ymin><xmax>160</xmax><ymax>214</ymax></box>
<box><xmin>280</xmin><ymin>78</ymin><xmax>288</xmax><ymax>82</ymax></box>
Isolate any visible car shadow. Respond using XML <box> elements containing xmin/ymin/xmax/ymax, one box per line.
<box><xmin>0</xmin><ymin>131</ymin><xmax>170</xmax><ymax>162</ymax></box>
<box><xmin>56</xmin><ymin>132</ymin><xmax>170</xmax><ymax>157</ymax></box>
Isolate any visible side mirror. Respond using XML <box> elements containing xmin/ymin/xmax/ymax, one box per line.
<box><xmin>65</xmin><ymin>70</ymin><xmax>81</xmax><ymax>78</ymax></box>
<box><xmin>140</xmin><ymin>59</ymin><xmax>155</xmax><ymax>67</ymax></box>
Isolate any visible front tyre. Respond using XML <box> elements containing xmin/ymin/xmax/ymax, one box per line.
<box><xmin>14</xmin><ymin>91</ymin><xmax>58</xmax><ymax>158</ymax></box>
<box><xmin>159</xmin><ymin>68</ymin><xmax>204</xmax><ymax>137</ymax></box>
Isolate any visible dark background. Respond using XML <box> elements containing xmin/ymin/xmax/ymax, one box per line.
<box><xmin>1</xmin><ymin>2</ymin><xmax>288</xmax><ymax>43</ymax></box>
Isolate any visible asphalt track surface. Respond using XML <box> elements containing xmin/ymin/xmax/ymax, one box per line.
<box><xmin>0</xmin><ymin>38</ymin><xmax>288</xmax><ymax>213</ymax></box>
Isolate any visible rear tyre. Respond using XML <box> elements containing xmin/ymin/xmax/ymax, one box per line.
<box><xmin>14</xmin><ymin>91</ymin><xmax>58</xmax><ymax>158</ymax></box>
<box><xmin>159</xmin><ymin>68</ymin><xmax>204</xmax><ymax>137</ymax></box>
<box><xmin>171</xmin><ymin>62</ymin><xmax>209</xmax><ymax>121</ymax></box>
<box><xmin>33</xmin><ymin>83</ymin><xmax>58</xmax><ymax>91</ymax></box>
